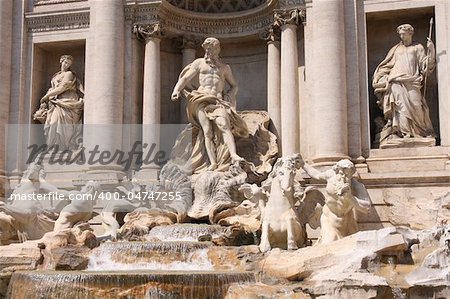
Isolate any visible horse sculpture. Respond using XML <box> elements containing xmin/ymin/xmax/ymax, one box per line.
<box><xmin>0</xmin><ymin>162</ymin><xmax>59</xmax><ymax>244</ymax></box>
<box><xmin>241</xmin><ymin>154</ymin><xmax>324</xmax><ymax>252</ymax></box>
<box><xmin>53</xmin><ymin>180</ymin><xmax>101</xmax><ymax>232</ymax></box>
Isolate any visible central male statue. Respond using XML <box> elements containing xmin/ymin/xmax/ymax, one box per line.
<box><xmin>171</xmin><ymin>37</ymin><xmax>248</xmax><ymax>173</ymax></box>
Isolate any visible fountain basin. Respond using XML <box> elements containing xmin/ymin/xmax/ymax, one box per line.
<box><xmin>7</xmin><ymin>270</ymin><xmax>256</xmax><ymax>299</ymax></box>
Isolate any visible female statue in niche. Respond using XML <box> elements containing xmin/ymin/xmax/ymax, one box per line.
<box><xmin>33</xmin><ymin>55</ymin><xmax>84</xmax><ymax>151</ymax></box>
<box><xmin>372</xmin><ymin>24</ymin><xmax>436</xmax><ymax>148</ymax></box>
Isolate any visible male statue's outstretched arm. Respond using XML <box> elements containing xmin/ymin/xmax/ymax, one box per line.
<box><xmin>171</xmin><ymin>60</ymin><xmax>200</xmax><ymax>101</ymax></box>
<box><xmin>298</xmin><ymin>155</ymin><xmax>328</xmax><ymax>181</ymax></box>
<box><xmin>350</xmin><ymin>178</ymin><xmax>372</xmax><ymax>213</ymax></box>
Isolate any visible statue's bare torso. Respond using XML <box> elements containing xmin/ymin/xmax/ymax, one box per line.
<box><xmin>196</xmin><ymin>59</ymin><xmax>227</xmax><ymax>100</ymax></box>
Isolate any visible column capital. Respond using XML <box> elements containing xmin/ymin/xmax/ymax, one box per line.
<box><xmin>173</xmin><ymin>35</ymin><xmax>202</xmax><ymax>50</ymax></box>
<box><xmin>274</xmin><ymin>8</ymin><xmax>306</xmax><ymax>28</ymax></box>
<box><xmin>133</xmin><ymin>22</ymin><xmax>163</xmax><ymax>42</ymax></box>
<box><xmin>259</xmin><ymin>24</ymin><xmax>281</xmax><ymax>43</ymax></box>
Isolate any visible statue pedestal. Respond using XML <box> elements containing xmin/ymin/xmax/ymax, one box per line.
<box><xmin>366</xmin><ymin>146</ymin><xmax>449</xmax><ymax>175</ymax></box>
<box><xmin>380</xmin><ymin>135</ymin><xmax>436</xmax><ymax>149</ymax></box>
<box><xmin>73</xmin><ymin>171</ymin><xmax>126</xmax><ymax>190</ymax></box>
<box><xmin>41</xmin><ymin>155</ymin><xmax>85</xmax><ymax>189</ymax></box>
<box><xmin>134</xmin><ymin>167</ymin><xmax>160</xmax><ymax>185</ymax></box>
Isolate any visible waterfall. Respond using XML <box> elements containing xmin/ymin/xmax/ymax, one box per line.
<box><xmin>7</xmin><ymin>270</ymin><xmax>255</xmax><ymax>299</ymax></box>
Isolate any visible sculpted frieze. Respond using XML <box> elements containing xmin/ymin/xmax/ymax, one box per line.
<box><xmin>160</xmin><ymin>14</ymin><xmax>274</xmax><ymax>37</ymax></box>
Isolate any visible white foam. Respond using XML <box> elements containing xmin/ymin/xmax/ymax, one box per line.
<box><xmin>87</xmin><ymin>248</ymin><xmax>214</xmax><ymax>271</ymax></box>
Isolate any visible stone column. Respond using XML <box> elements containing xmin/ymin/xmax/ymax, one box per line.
<box><xmin>0</xmin><ymin>0</ymin><xmax>13</xmax><ymax>197</ymax></box>
<box><xmin>134</xmin><ymin>23</ymin><xmax>163</xmax><ymax>182</ymax></box>
<box><xmin>311</xmin><ymin>0</ymin><xmax>348</xmax><ymax>165</ymax></box>
<box><xmin>83</xmin><ymin>0</ymin><xmax>125</xmax><ymax>178</ymax></box>
<box><xmin>181</xmin><ymin>38</ymin><xmax>198</xmax><ymax>67</ymax></box>
<box><xmin>261</xmin><ymin>26</ymin><xmax>281</xmax><ymax>137</ymax></box>
<box><xmin>176</xmin><ymin>37</ymin><xmax>200</xmax><ymax>123</ymax></box>
<box><xmin>275</xmin><ymin>9</ymin><xmax>303</xmax><ymax>155</ymax></box>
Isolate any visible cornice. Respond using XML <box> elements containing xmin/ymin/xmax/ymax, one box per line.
<box><xmin>34</xmin><ymin>0</ymin><xmax>87</xmax><ymax>6</ymax></box>
<box><xmin>25</xmin><ymin>0</ymin><xmax>306</xmax><ymax>37</ymax></box>
<box><xmin>278</xmin><ymin>0</ymin><xmax>305</xmax><ymax>9</ymax></box>
<box><xmin>25</xmin><ymin>9</ymin><xmax>90</xmax><ymax>33</ymax></box>
<box><xmin>125</xmin><ymin>2</ymin><xmax>160</xmax><ymax>23</ymax></box>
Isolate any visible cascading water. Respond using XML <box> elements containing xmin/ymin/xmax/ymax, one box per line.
<box><xmin>145</xmin><ymin>224</ymin><xmax>227</xmax><ymax>242</ymax></box>
<box><xmin>7</xmin><ymin>270</ymin><xmax>255</xmax><ymax>299</ymax></box>
<box><xmin>88</xmin><ymin>241</ymin><xmax>215</xmax><ymax>271</ymax></box>
<box><xmin>7</xmin><ymin>224</ymin><xmax>256</xmax><ymax>298</ymax></box>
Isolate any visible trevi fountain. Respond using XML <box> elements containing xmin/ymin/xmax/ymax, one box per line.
<box><xmin>0</xmin><ymin>0</ymin><xmax>450</xmax><ymax>298</ymax></box>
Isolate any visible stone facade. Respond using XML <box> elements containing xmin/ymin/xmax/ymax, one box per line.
<box><xmin>1</xmin><ymin>0</ymin><xmax>450</xmax><ymax>232</ymax></box>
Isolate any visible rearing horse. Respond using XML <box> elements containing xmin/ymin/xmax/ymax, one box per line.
<box><xmin>259</xmin><ymin>154</ymin><xmax>305</xmax><ymax>252</ymax></box>
<box><xmin>240</xmin><ymin>154</ymin><xmax>325</xmax><ymax>253</ymax></box>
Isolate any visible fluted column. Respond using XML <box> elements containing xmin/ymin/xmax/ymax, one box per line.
<box><xmin>0</xmin><ymin>0</ymin><xmax>13</xmax><ymax>196</ymax></box>
<box><xmin>84</xmin><ymin>0</ymin><xmax>125</xmax><ymax>174</ymax></box>
<box><xmin>134</xmin><ymin>23</ymin><xmax>162</xmax><ymax>181</ymax></box>
<box><xmin>275</xmin><ymin>9</ymin><xmax>303</xmax><ymax>155</ymax></box>
<box><xmin>311</xmin><ymin>0</ymin><xmax>348</xmax><ymax>165</ymax></box>
<box><xmin>261</xmin><ymin>26</ymin><xmax>281</xmax><ymax>137</ymax></box>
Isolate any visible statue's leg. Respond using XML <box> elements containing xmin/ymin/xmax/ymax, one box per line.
<box><xmin>214</xmin><ymin>111</ymin><xmax>242</xmax><ymax>162</ymax></box>
<box><xmin>99</xmin><ymin>211</ymin><xmax>120</xmax><ymax>239</ymax></box>
<box><xmin>287</xmin><ymin>217</ymin><xmax>299</xmax><ymax>250</ymax></box>
<box><xmin>318</xmin><ymin>208</ymin><xmax>334</xmax><ymax>244</ymax></box>
<box><xmin>53</xmin><ymin>213</ymin><xmax>72</xmax><ymax>232</ymax></box>
<box><xmin>259</xmin><ymin>219</ymin><xmax>271</xmax><ymax>252</ymax></box>
<box><xmin>318</xmin><ymin>206</ymin><xmax>342</xmax><ymax>244</ymax></box>
<box><xmin>98</xmin><ymin>199</ymin><xmax>135</xmax><ymax>239</ymax></box>
<box><xmin>198</xmin><ymin>109</ymin><xmax>217</xmax><ymax>170</ymax></box>
<box><xmin>345</xmin><ymin>210</ymin><xmax>358</xmax><ymax>236</ymax></box>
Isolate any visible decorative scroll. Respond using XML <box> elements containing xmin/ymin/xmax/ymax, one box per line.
<box><xmin>173</xmin><ymin>36</ymin><xmax>203</xmax><ymax>50</ymax></box>
<box><xmin>274</xmin><ymin>8</ymin><xmax>306</xmax><ymax>27</ymax></box>
<box><xmin>259</xmin><ymin>23</ymin><xmax>281</xmax><ymax>43</ymax></box>
<box><xmin>133</xmin><ymin>22</ymin><xmax>163</xmax><ymax>42</ymax></box>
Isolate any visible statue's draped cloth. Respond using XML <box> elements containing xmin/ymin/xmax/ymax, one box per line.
<box><xmin>44</xmin><ymin>72</ymin><xmax>84</xmax><ymax>150</ymax></box>
<box><xmin>372</xmin><ymin>42</ymin><xmax>434</xmax><ymax>137</ymax></box>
